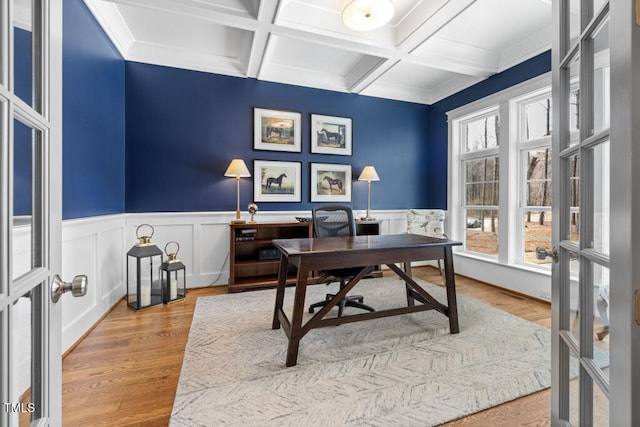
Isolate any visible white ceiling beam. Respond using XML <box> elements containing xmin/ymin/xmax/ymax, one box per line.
<box><xmin>99</xmin><ymin>0</ymin><xmax>258</xmax><ymax>31</ymax></box>
<box><xmin>396</xmin><ymin>0</ymin><xmax>477</xmax><ymax>48</ymax></box>
<box><xmin>348</xmin><ymin>0</ymin><xmax>479</xmax><ymax>94</ymax></box>
<box><xmin>83</xmin><ymin>0</ymin><xmax>134</xmax><ymax>57</ymax></box>
<box><xmin>246</xmin><ymin>0</ymin><xmax>281</xmax><ymax>78</ymax></box>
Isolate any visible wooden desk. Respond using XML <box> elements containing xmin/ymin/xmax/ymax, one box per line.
<box><xmin>271</xmin><ymin>233</ymin><xmax>463</xmax><ymax>367</ymax></box>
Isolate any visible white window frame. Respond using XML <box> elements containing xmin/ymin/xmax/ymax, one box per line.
<box><xmin>458</xmin><ymin>108</ymin><xmax>501</xmax><ymax>260</ymax></box>
<box><xmin>448</xmin><ymin>73</ymin><xmax>553</xmax><ymax>299</ymax></box>
<box><xmin>514</xmin><ymin>88</ymin><xmax>553</xmax><ymax>267</ymax></box>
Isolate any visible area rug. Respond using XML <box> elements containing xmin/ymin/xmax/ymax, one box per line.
<box><xmin>170</xmin><ymin>277</ymin><xmax>551</xmax><ymax>426</ymax></box>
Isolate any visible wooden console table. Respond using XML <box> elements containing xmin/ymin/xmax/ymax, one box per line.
<box><xmin>228</xmin><ymin>222</ymin><xmax>312</xmax><ymax>292</ymax></box>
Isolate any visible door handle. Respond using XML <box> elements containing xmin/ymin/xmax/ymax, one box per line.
<box><xmin>51</xmin><ymin>274</ymin><xmax>88</xmax><ymax>303</ymax></box>
<box><xmin>536</xmin><ymin>246</ymin><xmax>559</xmax><ymax>263</ymax></box>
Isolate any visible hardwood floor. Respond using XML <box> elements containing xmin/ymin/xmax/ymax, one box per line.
<box><xmin>62</xmin><ymin>267</ymin><xmax>552</xmax><ymax>426</ymax></box>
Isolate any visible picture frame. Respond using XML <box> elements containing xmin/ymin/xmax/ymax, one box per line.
<box><xmin>310</xmin><ymin>114</ymin><xmax>352</xmax><ymax>156</ymax></box>
<box><xmin>254</xmin><ymin>160</ymin><xmax>302</xmax><ymax>202</ymax></box>
<box><xmin>310</xmin><ymin>163</ymin><xmax>352</xmax><ymax>202</ymax></box>
<box><xmin>254</xmin><ymin>108</ymin><xmax>302</xmax><ymax>152</ymax></box>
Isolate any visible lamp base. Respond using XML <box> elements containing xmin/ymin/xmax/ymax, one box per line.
<box><xmin>230</xmin><ymin>219</ymin><xmax>246</xmax><ymax>224</ymax></box>
<box><xmin>361</xmin><ymin>217</ymin><xmax>376</xmax><ymax>221</ymax></box>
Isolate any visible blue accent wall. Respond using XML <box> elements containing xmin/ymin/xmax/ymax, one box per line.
<box><xmin>14</xmin><ymin>28</ymin><xmax>32</xmax><ymax>216</ymax></box>
<box><xmin>56</xmin><ymin>0</ymin><xmax>550</xmax><ymax>219</ymax></box>
<box><xmin>125</xmin><ymin>62</ymin><xmax>431</xmax><ymax>213</ymax></box>
<box><xmin>426</xmin><ymin>51</ymin><xmax>552</xmax><ymax>208</ymax></box>
<box><xmin>62</xmin><ymin>0</ymin><xmax>125</xmax><ymax>219</ymax></box>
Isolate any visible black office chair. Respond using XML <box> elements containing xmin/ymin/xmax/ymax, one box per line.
<box><xmin>308</xmin><ymin>205</ymin><xmax>375</xmax><ymax>317</ymax></box>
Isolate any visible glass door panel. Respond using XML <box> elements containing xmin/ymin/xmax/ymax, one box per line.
<box><xmin>568</xmin><ymin>154</ymin><xmax>580</xmax><ymax>243</ymax></box>
<box><xmin>3</xmin><ymin>0</ymin><xmax>61</xmax><ymax>425</ymax></box>
<box><xmin>553</xmin><ymin>1</ymin><xmax>611</xmax><ymax>425</ymax></box>
<box><xmin>591</xmin><ymin>18</ymin><xmax>610</xmax><ymax>134</ymax></box>
<box><xmin>12</xmin><ymin>118</ymin><xmax>37</xmax><ymax>279</ymax></box>
<box><xmin>568</xmin><ymin>0</ymin><xmax>581</xmax><ymax>47</ymax></box>
<box><xmin>12</xmin><ymin>0</ymin><xmax>38</xmax><ymax>110</ymax></box>
<box><xmin>10</xmin><ymin>288</ymin><xmax>44</xmax><ymax>427</ymax></box>
<box><xmin>568</xmin><ymin>58</ymin><xmax>581</xmax><ymax>146</ymax></box>
<box><xmin>593</xmin><ymin>381</ymin><xmax>609</xmax><ymax>426</ymax></box>
<box><xmin>592</xmin><ymin>141</ymin><xmax>610</xmax><ymax>255</ymax></box>
<box><xmin>593</xmin><ymin>263</ymin><xmax>610</xmax><ymax>380</ymax></box>
<box><xmin>568</xmin><ymin>349</ymin><xmax>581</xmax><ymax>425</ymax></box>
<box><xmin>569</xmin><ymin>249</ymin><xmax>580</xmax><ymax>341</ymax></box>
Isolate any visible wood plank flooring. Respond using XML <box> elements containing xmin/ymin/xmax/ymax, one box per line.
<box><xmin>62</xmin><ymin>267</ymin><xmax>552</xmax><ymax>426</ymax></box>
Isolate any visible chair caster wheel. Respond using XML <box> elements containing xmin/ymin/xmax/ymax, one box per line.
<box><xmin>309</xmin><ymin>307</ymin><xmax>314</xmax><ymax>314</ymax></box>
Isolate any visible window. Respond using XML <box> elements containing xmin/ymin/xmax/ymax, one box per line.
<box><xmin>448</xmin><ymin>75</ymin><xmax>554</xmax><ymax>269</ymax></box>
<box><xmin>459</xmin><ymin>110</ymin><xmax>500</xmax><ymax>257</ymax></box>
<box><xmin>517</xmin><ymin>91</ymin><xmax>553</xmax><ymax>266</ymax></box>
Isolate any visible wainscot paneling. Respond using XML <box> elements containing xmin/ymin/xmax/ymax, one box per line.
<box><xmin>61</xmin><ymin>214</ymin><xmax>126</xmax><ymax>352</ymax></box>
<box><xmin>57</xmin><ymin>210</ymin><xmax>409</xmax><ymax>353</ymax></box>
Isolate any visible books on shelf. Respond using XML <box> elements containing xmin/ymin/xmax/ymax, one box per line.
<box><xmin>235</xmin><ymin>228</ymin><xmax>258</xmax><ymax>242</ymax></box>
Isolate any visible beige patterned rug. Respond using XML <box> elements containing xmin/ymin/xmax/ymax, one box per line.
<box><xmin>170</xmin><ymin>277</ymin><xmax>551</xmax><ymax>426</ymax></box>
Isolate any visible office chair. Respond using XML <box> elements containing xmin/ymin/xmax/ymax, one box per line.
<box><xmin>308</xmin><ymin>205</ymin><xmax>375</xmax><ymax>317</ymax></box>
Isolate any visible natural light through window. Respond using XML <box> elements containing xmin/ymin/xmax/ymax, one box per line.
<box><xmin>460</xmin><ymin>111</ymin><xmax>500</xmax><ymax>257</ymax></box>
<box><xmin>518</xmin><ymin>91</ymin><xmax>552</xmax><ymax>266</ymax></box>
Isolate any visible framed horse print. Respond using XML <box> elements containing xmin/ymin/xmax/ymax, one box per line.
<box><xmin>310</xmin><ymin>163</ymin><xmax>352</xmax><ymax>202</ymax></box>
<box><xmin>310</xmin><ymin>114</ymin><xmax>352</xmax><ymax>156</ymax></box>
<box><xmin>254</xmin><ymin>108</ymin><xmax>302</xmax><ymax>152</ymax></box>
<box><xmin>254</xmin><ymin>160</ymin><xmax>301</xmax><ymax>202</ymax></box>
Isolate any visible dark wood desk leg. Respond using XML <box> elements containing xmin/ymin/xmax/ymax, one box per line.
<box><xmin>443</xmin><ymin>246</ymin><xmax>460</xmax><ymax>334</ymax></box>
<box><xmin>403</xmin><ymin>262</ymin><xmax>415</xmax><ymax>307</ymax></box>
<box><xmin>286</xmin><ymin>261</ymin><xmax>309</xmax><ymax>367</ymax></box>
<box><xmin>272</xmin><ymin>253</ymin><xmax>289</xmax><ymax>330</ymax></box>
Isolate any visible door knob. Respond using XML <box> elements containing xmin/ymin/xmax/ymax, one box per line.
<box><xmin>535</xmin><ymin>246</ymin><xmax>559</xmax><ymax>263</ymax></box>
<box><xmin>51</xmin><ymin>274</ymin><xmax>88</xmax><ymax>303</ymax></box>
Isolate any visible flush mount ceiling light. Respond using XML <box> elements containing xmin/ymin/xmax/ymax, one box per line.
<box><xmin>342</xmin><ymin>0</ymin><xmax>395</xmax><ymax>31</ymax></box>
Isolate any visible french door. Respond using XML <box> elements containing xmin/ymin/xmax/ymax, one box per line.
<box><xmin>552</xmin><ymin>0</ymin><xmax>640</xmax><ymax>425</ymax></box>
<box><xmin>1</xmin><ymin>0</ymin><xmax>63</xmax><ymax>425</ymax></box>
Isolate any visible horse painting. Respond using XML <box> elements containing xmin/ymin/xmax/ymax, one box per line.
<box><xmin>319</xmin><ymin>128</ymin><xmax>344</xmax><ymax>147</ymax></box>
<box><xmin>266</xmin><ymin>173</ymin><xmax>287</xmax><ymax>189</ymax></box>
<box><xmin>264</xmin><ymin>120</ymin><xmax>293</xmax><ymax>144</ymax></box>
<box><xmin>323</xmin><ymin>175</ymin><xmax>343</xmax><ymax>192</ymax></box>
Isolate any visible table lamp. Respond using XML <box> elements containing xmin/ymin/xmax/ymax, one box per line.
<box><xmin>224</xmin><ymin>159</ymin><xmax>251</xmax><ymax>224</ymax></box>
<box><xmin>358</xmin><ymin>166</ymin><xmax>380</xmax><ymax>220</ymax></box>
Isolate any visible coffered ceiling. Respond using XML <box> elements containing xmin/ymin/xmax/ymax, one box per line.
<box><xmin>83</xmin><ymin>0</ymin><xmax>553</xmax><ymax>104</ymax></box>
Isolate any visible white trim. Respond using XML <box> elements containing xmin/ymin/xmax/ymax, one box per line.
<box><xmin>448</xmin><ymin>72</ymin><xmax>553</xmax><ymax>293</ymax></box>
<box><xmin>57</xmin><ymin>209</ymin><xmax>413</xmax><ymax>353</ymax></box>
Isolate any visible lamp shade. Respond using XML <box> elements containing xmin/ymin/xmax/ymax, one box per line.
<box><xmin>342</xmin><ymin>0</ymin><xmax>395</xmax><ymax>32</ymax></box>
<box><xmin>224</xmin><ymin>159</ymin><xmax>251</xmax><ymax>178</ymax></box>
<box><xmin>358</xmin><ymin>166</ymin><xmax>380</xmax><ymax>182</ymax></box>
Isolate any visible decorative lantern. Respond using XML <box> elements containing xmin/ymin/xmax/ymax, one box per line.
<box><xmin>160</xmin><ymin>241</ymin><xmax>186</xmax><ymax>304</ymax></box>
<box><xmin>126</xmin><ymin>224</ymin><xmax>163</xmax><ymax>310</ymax></box>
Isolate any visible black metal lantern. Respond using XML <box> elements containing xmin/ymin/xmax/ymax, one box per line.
<box><xmin>160</xmin><ymin>241</ymin><xmax>186</xmax><ymax>304</ymax></box>
<box><xmin>126</xmin><ymin>224</ymin><xmax>163</xmax><ymax>310</ymax></box>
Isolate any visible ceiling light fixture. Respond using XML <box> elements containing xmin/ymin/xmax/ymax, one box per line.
<box><xmin>342</xmin><ymin>0</ymin><xmax>395</xmax><ymax>32</ymax></box>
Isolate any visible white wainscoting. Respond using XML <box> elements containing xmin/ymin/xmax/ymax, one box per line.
<box><xmin>26</xmin><ymin>208</ymin><xmax>553</xmax><ymax>354</ymax></box>
<box><xmin>58</xmin><ymin>209</ymin><xmax>409</xmax><ymax>353</ymax></box>
<box><xmin>61</xmin><ymin>214</ymin><xmax>126</xmax><ymax>352</ymax></box>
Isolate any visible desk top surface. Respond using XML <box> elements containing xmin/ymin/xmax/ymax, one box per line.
<box><xmin>272</xmin><ymin>233</ymin><xmax>462</xmax><ymax>256</ymax></box>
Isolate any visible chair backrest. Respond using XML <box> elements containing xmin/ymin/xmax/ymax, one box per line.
<box><xmin>407</xmin><ymin>209</ymin><xmax>446</xmax><ymax>238</ymax></box>
<box><xmin>312</xmin><ymin>205</ymin><xmax>356</xmax><ymax>238</ymax></box>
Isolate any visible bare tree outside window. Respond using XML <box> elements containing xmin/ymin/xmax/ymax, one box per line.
<box><xmin>463</xmin><ymin>113</ymin><xmax>499</xmax><ymax>256</ymax></box>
